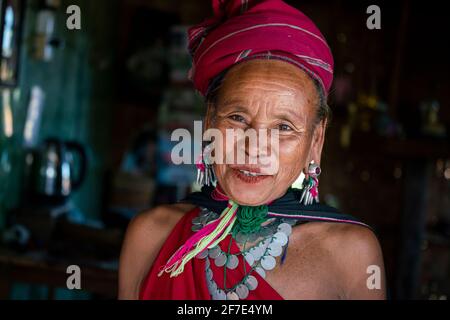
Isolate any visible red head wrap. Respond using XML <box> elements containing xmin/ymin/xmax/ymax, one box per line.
<box><xmin>188</xmin><ymin>0</ymin><xmax>334</xmax><ymax>97</ymax></box>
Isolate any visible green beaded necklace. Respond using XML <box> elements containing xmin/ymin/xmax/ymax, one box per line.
<box><xmin>231</xmin><ymin>205</ymin><xmax>269</xmax><ymax>237</ymax></box>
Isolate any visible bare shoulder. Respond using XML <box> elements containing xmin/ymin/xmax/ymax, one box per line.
<box><xmin>319</xmin><ymin>222</ymin><xmax>382</xmax><ymax>256</ymax></box>
<box><xmin>121</xmin><ymin>202</ymin><xmax>195</xmax><ymax>254</ymax></box>
<box><xmin>291</xmin><ymin>220</ymin><xmax>381</xmax><ymax>253</ymax></box>
<box><xmin>118</xmin><ymin>203</ymin><xmax>196</xmax><ymax>299</ymax></box>
<box><xmin>324</xmin><ymin>222</ymin><xmax>386</xmax><ymax>299</ymax></box>
<box><xmin>290</xmin><ymin>221</ymin><xmax>382</xmax><ymax>259</ymax></box>
<box><xmin>287</xmin><ymin>221</ymin><xmax>386</xmax><ymax>299</ymax></box>
<box><xmin>132</xmin><ymin>202</ymin><xmax>195</xmax><ymax>231</ymax></box>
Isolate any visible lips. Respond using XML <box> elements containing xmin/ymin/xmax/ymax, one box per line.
<box><xmin>230</xmin><ymin>166</ymin><xmax>272</xmax><ymax>184</ymax></box>
<box><xmin>239</xmin><ymin>170</ymin><xmax>264</xmax><ymax>177</ymax></box>
<box><xmin>229</xmin><ymin>165</ymin><xmax>270</xmax><ymax>175</ymax></box>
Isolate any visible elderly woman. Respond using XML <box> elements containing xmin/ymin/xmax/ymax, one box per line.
<box><xmin>119</xmin><ymin>0</ymin><xmax>386</xmax><ymax>300</ymax></box>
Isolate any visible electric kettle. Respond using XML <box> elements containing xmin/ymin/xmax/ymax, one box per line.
<box><xmin>27</xmin><ymin>138</ymin><xmax>87</xmax><ymax>200</ymax></box>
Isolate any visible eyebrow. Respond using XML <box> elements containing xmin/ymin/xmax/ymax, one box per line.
<box><xmin>272</xmin><ymin>104</ymin><xmax>305</xmax><ymax>121</ymax></box>
<box><xmin>217</xmin><ymin>100</ymin><xmax>250</xmax><ymax>114</ymax></box>
<box><xmin>218</xmin><ymin>99</ymin><xmax>306</xmax><ymax>122</ymax></box>
<box><xmin>218</xmin><ymin>98</ymin><xmax>245</xmax><ymax>108</ymax></box>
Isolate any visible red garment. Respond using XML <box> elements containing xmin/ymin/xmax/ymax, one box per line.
<box><xmin>188</xmin><ymin>0</ymin><xmax>334</xmax><ymax>96</ymax></box>
<box><xmin>139</xmin><ymin>207</ymin><xmax>283</xmax><ymax>300</ymax></box>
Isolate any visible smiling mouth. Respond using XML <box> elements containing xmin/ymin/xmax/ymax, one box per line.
<box><xmin>231</xmin><ymin>167</ymin><xmax>272</xmax><ymax>184</ymax></box>
<box><xmin>238</xmin><ymin>169</ymin><xmax>266</xmax><ymax>177</ymax></box>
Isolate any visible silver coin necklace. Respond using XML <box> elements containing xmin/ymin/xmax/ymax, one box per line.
<box><xmin>192</xmin><ymin>207</ymin><xmax>297</xmax><ymax>300</ymax></box>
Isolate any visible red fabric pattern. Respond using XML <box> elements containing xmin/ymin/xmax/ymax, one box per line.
<box><xmin>139</xmin><ymin>207</ymin><xmax>283</xmax><ymax>300</ymax></box>
<box><xmin>188</xmin><ymin>0</ymin><xmax>334</xmax><ymax>96</ymax></box>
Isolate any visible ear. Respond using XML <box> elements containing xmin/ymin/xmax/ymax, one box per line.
<box><xmin>308</xmin><ymin>118</ymin><xmax>327</xmax><ymax>167</ymax></box>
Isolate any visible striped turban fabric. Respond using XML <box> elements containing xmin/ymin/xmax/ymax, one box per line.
<box><xmin>188</xmin><ymin>0</ymin><xmax>334</xmax><ymax>97</ymax></box>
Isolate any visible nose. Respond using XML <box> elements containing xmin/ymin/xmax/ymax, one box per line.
<box><xmin>242</xmin><ymin>128</ymin><xmax>278</xmax><ymax>167</ymax></box>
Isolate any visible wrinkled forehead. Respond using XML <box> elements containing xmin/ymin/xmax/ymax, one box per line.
<box><xmin>216</xmin><ymin>59</ymin><xmax>319</xmax><ymax>108</ymax></box>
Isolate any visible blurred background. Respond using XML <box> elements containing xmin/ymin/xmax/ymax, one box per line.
<box><xmin>0</xmin><ymin>0</ymin><xmax>448</xmax><ymax>300</ymax></box>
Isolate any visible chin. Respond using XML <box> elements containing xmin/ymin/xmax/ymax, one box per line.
<box><xmin>229</xmin><ymin>192</ymin><xmax>270</xmax><ymax>206</ymax></box>
<box><xmin>221</xmin><ymin>175</ymin><xmax>276</xmax><ymax>206</ymax></box>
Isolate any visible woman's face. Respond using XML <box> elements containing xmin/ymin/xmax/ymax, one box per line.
<box><xmin>206</xmin><ymin>59</ymin><xmax>327</xmax><ymax>206</ymax></box>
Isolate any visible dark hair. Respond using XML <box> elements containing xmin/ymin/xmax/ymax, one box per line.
<box><xmin>311</xmin><ymin>77</ymin><xmax>332</xmax><ymax>127</ymax></box>
<box><xmin>205</xmin><ymin>66</ymin><xmax>332</xmax><ymax>128</ymax></box>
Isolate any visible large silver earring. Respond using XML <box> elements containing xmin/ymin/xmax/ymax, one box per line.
<box><xmin>300</xmin><ymin>161</ymin><xmax>321</xmax><ymax>205</ymax></box>
<box><xmin>196</xmin><ymin>143</ymin><xmax>216</xmax><ymax>187</ymax></box>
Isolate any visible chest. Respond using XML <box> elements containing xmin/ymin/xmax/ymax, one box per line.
<box><xmin>255</xmin><ymin>228</ymin><xmax>342</xmax><ymax>299</ymax></box>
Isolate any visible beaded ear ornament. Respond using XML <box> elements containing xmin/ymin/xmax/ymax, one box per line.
<box><xmin>299</xmin><ymin>161</ymin><xmax>321</xmax><ymax>205</ymax></box>
<box><xmin>196</xmin><ymin>143</ymin><xmax>216</xmax><ymax>187</ymax></box>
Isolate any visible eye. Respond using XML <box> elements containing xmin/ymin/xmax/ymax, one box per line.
<box><xmin>229</xmin><ymin>114</ymin><xmax>247</xmax><ymax>123</ymax></box>
<box><xmin>278</xmin><ymin>123</ymin><xmax>293</xmax><ymax>131</ymax></box>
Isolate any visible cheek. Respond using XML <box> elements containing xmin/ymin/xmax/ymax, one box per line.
<box><xmin>214</xmin><ymin>164</ymin><xmax>227</xmax><ymax>181</ymax></box>
<box><xmin>278</xmin><ymin>137</ymin><xmax>310</xmax><ymax>177</ymax></box>
<box><xmin>211</xmin><ymin>123</ymin><xmax>252</xmax><ymax>165</ymax></box>
<box><xmin>210</xmin><ymin>126</ymin><xmax>234</xmax><ymax>163</ymax></box>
